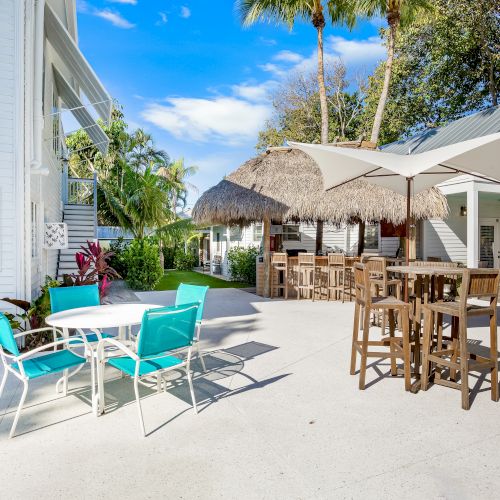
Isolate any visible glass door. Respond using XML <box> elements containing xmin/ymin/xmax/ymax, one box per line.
<box><xmin>479</xmin><ymin>219</ymin><xmax>499</xmax><ymax>268</ymax></box>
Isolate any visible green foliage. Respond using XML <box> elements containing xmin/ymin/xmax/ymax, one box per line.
<box><xmin>256</xmin><ymin>62</ymin><xmax>366</xmax><ymax>151</ymax></box>
<box><xmin>108</xmin><ymin>237</ymin><xmax>130</xmax><ymax>278</ymax></box>
<box><xmin>122</xmin><ymin>239</ymin><xmax>163</xmax><ymax>290</ymax></box>
<box><xmin>227</xmin><ymin>246</ymin><xmax>259</xmax><ymax>285</ymax></box>
<box><xmin>174</xmin><ymin>250</ymin><xmax>197</xmax><ymax>271</ymax></box>
<box><xmin>363</xmin><ymin>0</ymin><xmax>499</xmax><ymax>143</ymax></box>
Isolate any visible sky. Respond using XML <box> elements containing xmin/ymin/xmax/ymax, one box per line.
<box><xmin>75</xmin><ymin>0</ymin><xmax>387</xmax><ymax>209</ymax></box>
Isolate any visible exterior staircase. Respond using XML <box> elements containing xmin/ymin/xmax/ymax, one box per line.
<box><xmin>57</xmin><ymin>172</ymin><xmax>97</xmax><ymax>279</ymax></box>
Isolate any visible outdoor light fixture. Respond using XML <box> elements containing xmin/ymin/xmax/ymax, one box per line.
<box><xmin>460</xmin><ymin>206</ymin><xmax>467</xmax><ymax>217</ymax></box>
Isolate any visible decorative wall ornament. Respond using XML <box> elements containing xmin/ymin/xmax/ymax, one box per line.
<box><xmin>43</xmin><ymin>222</ymin><xmax>68</xmax><ymax>249</ymax></box>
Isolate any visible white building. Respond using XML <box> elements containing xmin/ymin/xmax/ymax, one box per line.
<box><xmin>203</xmin><ymin>107</ymin><xmax>500</xmax><ymax>279</ymax></box>
<box><xmin>0</xmin><ymin>0</ymin><xmax>110</xmax><ymax>302</ymax></box>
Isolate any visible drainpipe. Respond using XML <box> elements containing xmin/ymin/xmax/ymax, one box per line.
<box><xmin>31</xmin><ymin>0</ymin><xmax>49</xmax><ymax>176</ymax></box>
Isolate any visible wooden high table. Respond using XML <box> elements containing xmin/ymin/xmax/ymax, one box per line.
<box><xmin>389</xmin><ymin>265</ymin><xmax>464</xmax><ymax>392</ymax></box>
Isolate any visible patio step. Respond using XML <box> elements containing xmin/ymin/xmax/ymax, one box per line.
<box><xmin>57</xmin><ymin>204</ymin><xmax>97</xmax><ymax>279</ymax></box>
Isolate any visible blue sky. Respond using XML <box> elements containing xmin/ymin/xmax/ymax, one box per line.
<box><xmin>76</xmin><ymin>0</ymin><xmax>387</xmax><ymax>208</ymax></box>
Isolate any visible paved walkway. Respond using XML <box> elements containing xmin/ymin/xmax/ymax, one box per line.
<box><xmin>0</xmin><ymin>289</ymin><xmax>499</xmax><ymax>499</ymax></box>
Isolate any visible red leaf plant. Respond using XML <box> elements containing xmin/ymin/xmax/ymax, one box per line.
<box><xmin>64</xmin><ymin>241</ymin><xmax>121</xmax><ymax>299</ymax></box>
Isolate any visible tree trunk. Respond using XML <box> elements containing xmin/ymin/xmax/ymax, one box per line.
<box><xmin>370</xmin><ymin>21</ymin><xmax>397</xmax><ymax>145</ymax></box>
<box><xmin>315</xmin><ymin>14</ymin><xmax>327</xmax><ymax>253</ymax></box>
<box><xmin>316</xmin><ymin>25</ymin><xmax>328</xmax><ymax>145</ymax></box>
<box><xmin>357</xmin><ymin>221</ymin><xmax>365</xmax><ymax>257</ymax></box>
<box><xmin>315</xmin><ymin>220</ymin><xmax>324</xmax><ymax>255</ymax></box>
<box><xmin>263</xmin><ymin>217</ymin><xmax>271</xmax><ymax>298</ymax></box>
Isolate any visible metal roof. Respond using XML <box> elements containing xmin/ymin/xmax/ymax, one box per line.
<box><xmin>382</xmin><ymin>106</ymin><xmax>500</xmax><ymax>155</ymax></box>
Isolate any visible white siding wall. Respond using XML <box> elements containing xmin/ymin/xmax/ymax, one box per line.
<box><xmin>0</xmin><ymin>0</ymin><xmax>23</xmax><ymax>302</ymax></box>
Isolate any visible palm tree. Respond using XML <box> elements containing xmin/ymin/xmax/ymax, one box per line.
<box><xmin>358</xmin><ymin>0</ymin><xmax>431</xmax><ymax>145</ymax></box>
<box><xmin>238</xmin><ymin>0</ymin><xmax>356</xmax><ymax>145</ymax></box>
<box><xmin>156</xmin><ymin>158</ymin><xmax>198</xmax><ymax>214</ymax></box>
<box><xmin>238</xmin><ymin>0</ymin><xmax>357</xmax><ymax>253</ymax></box>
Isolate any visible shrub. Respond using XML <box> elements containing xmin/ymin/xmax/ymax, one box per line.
<box><xmin>122</xmin><ymin>239</ymin><xmax>163</xmax><ymax>290</ymax></box>
<box><xmin>227</xmin><ymin>246</ymin><xmax>258</xmax><ymax>285</ymax></box>
<box><xmin>109</xmin><ymin>237</ymin><xmax>129</xmax><ymax>278</ymax></box>
<box><xmin>174</xmin><ymin>250</ymin><xmax>197</xmax><ymax>271</ymax></box>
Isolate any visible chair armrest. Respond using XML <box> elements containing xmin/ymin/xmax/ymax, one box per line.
<box><xmin>16</xmin><ymin>337</ymin><xmax>89</xmax><ymax>361</ymax></box>
<box><xmin>97</xmin><ymin>338</ymin><xmax>139</xmax><ymax>362</ymax></box>
<box><xmin>13</xmin><ymin>327</ymin><xmax>63</xmax><ymax>339</ymax></box>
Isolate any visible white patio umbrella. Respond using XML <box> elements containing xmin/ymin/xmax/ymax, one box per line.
<box><xmin>289</xmin><ymin>132</ymin><xmax>500</xmax><ymax>298</ymax></box>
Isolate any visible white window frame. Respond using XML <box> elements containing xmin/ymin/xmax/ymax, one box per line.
<box><xmin>31</xmin><ymin>202</ymin><xmax>39</xmax><ymax>258</ymax></box>
<box><xmin>282</xmin><ymin>224</ymin><xmax>301</xmax><ymax>242</ymax></box>
<box><xmin>253</xmin><ymin>223</ymin><xmax>263</xmax><ymax>241</ymax></box>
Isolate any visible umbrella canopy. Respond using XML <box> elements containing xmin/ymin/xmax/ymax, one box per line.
<box><xmin>192</xmin><ymin>148</ymin><xmax>449</xmax><ymax>226</ymax></box>
<box><xmin>289</xmin><ymin>132</ymin><xmax>500</xmax><ymax>195</ymax></box>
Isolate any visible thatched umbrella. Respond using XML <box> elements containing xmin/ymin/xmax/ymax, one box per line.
<box><xmin>192</xmin><ymin>148</ymin><xmax>449</xmax><ymax>295</ymax></box>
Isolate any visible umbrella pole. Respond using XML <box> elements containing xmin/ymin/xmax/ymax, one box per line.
<box><xmin>405</xmin><ymin>177</ymin><xmax>412</xmax><ymax>302</ymax></box>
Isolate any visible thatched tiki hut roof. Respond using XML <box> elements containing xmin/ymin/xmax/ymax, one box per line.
<box><xmin>192</xmin><ymin>148</ymin><xmax>449</xmax><ymax>226</ymax></box>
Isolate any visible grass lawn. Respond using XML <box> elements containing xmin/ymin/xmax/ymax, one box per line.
<box><xmin>155</xmin><ymin>270</ymin><xmax>252</xmax><ymax>291</ymax></box>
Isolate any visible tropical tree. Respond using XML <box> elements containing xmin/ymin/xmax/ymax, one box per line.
<box><xmin>357</xmin><ymin>0</ymin><xmax>432</xmax><ymax>145</ymax></box>
<box><xmin>238</xmin><ymin>0</ymin><xmax>358</xmax><ymax>252</ymax></box>
<box><xmin>238</xmin><ymin>0</ymin><xmax>357</xmax><ymax>145</ymax></box>
<box><xmin>156</xmin><ymin>158</ymin><xmax>198</xmax><ymax>213</ymax></box>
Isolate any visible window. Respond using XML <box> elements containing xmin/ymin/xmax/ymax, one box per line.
<box><xmin>363</xmin><ymin>222</ymin><xmax>380</xmax><ymax>251</ymax></box>
<box><xmin>216</xmin><ymin>232</ymin><xmax>221</xmax><ymax>253</ymax></box>
<box><xmin>31</xmin><ymin>203</ymin><xmax>39</xmax><ymax>258</ymax></box>
<box><xmin>229</xmin><ymin>226</ymin><xmax>242</xmax><ymax>241</ymax></box>
<box><xmin>283</xmin><ymin>224</ymin><xmax>300</xmax><ymax>242</ymax></box>
<box><xmin>253</xmin><ymin>223</ymin><xmax>263</xmax><ymax>241</ymax></box>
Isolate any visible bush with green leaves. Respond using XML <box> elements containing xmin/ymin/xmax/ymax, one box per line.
<box><xmin>227</xmin><ymin>246</ymin><xmax>258</xmax><ymax>285</ymax></box>
<box><xmin>108</xmin><ymin>237</ymin><xmax>130</xmax><ymax>279</ymax></box>
<box><xmin>122</xmin><ymin>239</ymin><xmax>163</xmax><ymax>290</ymax></box>
<box><xmin>174</xmin><ymin>250</ymin><xmax>197</xmax><ymax>271</ymax></box>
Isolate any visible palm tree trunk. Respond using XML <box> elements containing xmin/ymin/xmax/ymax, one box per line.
<box><xmin>370</xmin><ymin>22</ymin><xmax>397</xmax><ymax>145</ymax></box>
<box><xmin>316</xmin><ymin>25</ymin><xmax>328</xmax><ymax>145</ymax></box>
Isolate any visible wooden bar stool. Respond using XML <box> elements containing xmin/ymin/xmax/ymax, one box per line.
<box><xmin>327</xmin><ymin>253</ymin><xmax>348</xmax><ymax>302</ymax></box>
<box><xmin>270</xmin><ymin>252</ymin><xmax>288</xmax><ymax>299</ymax></box>
<box><xmin>350</xmin><ymin>263</ymin><xmax>411</xmax><ymax>391</ymax></box>
<box><xmin>297</xmin><ymin>253</ymin><xmax>316</xmax><ymax>300</ymax></box>
<box><xmin>421</xmin><ymin>268</ymin><xmax>500</xmax><ymax>410</ymax></box>
<box><xmin>365</xmin><ymin>257</ymin><xmax>402</xmax><ymax>332</ymax></box>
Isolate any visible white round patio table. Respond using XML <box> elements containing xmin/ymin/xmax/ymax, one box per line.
<box><xmin>46</xmin><ymin>303</ymin><xmax>163</xmax><ymax>415</ymax></box>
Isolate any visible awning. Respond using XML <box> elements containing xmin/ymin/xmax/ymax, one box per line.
<box><xmin>53</xmin><ymin>66</ymin><xmax>109</xmax><ymax>155</ymax></box>
<box><xmin>45</xmin><ymin>3</ymin><xmax>111</xmax><ymax>123</ymax></box>
<box><xmin>289</xmin><ymin>133</ymin><xmax>500</xmax><ymax>195</ymax></box>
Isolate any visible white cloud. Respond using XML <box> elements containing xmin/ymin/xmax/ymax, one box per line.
<box><xmin>94</xmin><ymin>9</ymin><xmax>135</xmax><ymax>28</ymax></box>
<box><xmin>180</xmin><ymin>6</ymin><xmax>191</xmax><ymax>18</ymax></box>
<box><xmin>107</xmin><ymin>0</ymin><xmax>137</xmax><ymax>5</ymax></box>
<box><xmin>141</xmin><ymin>97</ymin><xmax>271</xmax><ymax>145</ymax></box>
<box><xmin>258</xmin><ymin>36</ymin><xmax>277</xmax><ymax>46</ymax></box>
<box><xmin>258</xmin><ymin>63</ymin><xmax>286</xmax><ymax>78</ymax></box>
<box><xmin>327</xmin><ymin>35</ymin><xmax>386</xmax><ymax>65</ymax></box>
<box><xmin>157</xmin><ymin>12</ymin><xmax>168</xmax><ymax>25</ymax></box>
<box><xmin>231</xmin><ymin>81</ymin><xmax>278</xmax><ymax>102</ymax></box>
<box><xmin>273</xmin><ymin>50</ymin><xmax>303</xmax><ymax>64</ymax></box>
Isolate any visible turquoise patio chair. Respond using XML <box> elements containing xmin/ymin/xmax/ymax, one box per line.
<box><xmin>49</xmin><ymin>284</ymin><xmax>114</xmax><ymax>344</ymax></box>
<box><xmin>175</xmin><ymin>283</ymin><xmax>209</xmax><ymax>371</ymax></box>
<box><xmin>97</xmin><ymin>303</ymin><xmax>199</xmax><ymax>437</ymax></box>
<box><xmin>0</xmin><ymin>312</ymin><xmax>91</xmax><ymax>438</ymax></box>
<box><xmin>49</xmin><ymin>284</ymin><xmax>114</xmax><ymax>394</ymax></box>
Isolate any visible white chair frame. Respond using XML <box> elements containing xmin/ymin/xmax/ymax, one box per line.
<box><xmin>0</xmin><ymin>327</ymin><xmax>91</xmax><ymax>438</ymax></box>
<box><xmin>97</xmin><ymin>337</ymin><xmax>198</xmax><ymax>437</ymax></box>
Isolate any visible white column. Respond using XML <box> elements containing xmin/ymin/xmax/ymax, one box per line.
<box><xmin>466</xmin><ymin>186</ymin><xmax>479</xmax><ymax>268</ymax></box>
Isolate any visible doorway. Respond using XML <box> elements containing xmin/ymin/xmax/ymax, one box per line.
<box><xmin>479</xmin><ymin>218</ymin><xmax>499</xmax><ymax>268</ymax></box>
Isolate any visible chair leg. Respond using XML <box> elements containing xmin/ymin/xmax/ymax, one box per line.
<box><xmin>62</xmin><ymin>368</ymin><xmax>69</xmax><ymax>397</ymax></box>
<box><xmin>186</xmin><ymin>368</ymin><xmax>198</xmax><ymax>414</ymax></box>
<box><xmin>401</xmin><ymin>308</ymin><xmax>411</xmax><ymax>391</ymax></box>
<box><xmin>10</xmin><ymin>380</ymin><xmax>28</xmax><ymax>439</ymax></box>
<box><xmin>421</xmin><ymin>309</ymin><xmax>433</xmax><ymax>391</ymax></box>
<box><xmin>359</xmin><ymin>308</ymin><xmax>371</xmax><ymax>390</ymax></box>
<box><xmin>388</xmin><ymin>309</ymin><xmax>397</xmax><ymax>376</ymax></box>
<box><xmin>350</xmin><ymin>302</ymin><xmax>360</xmax><ymax>375</ymax></box>
<box><xmin>0</xmin><ymin>368</ymin><xmax>8</xmax><ymax>398</ymax></box>
<box><xmin>458</xmin><ymin>319</ymin><xmax>470</xmax><ymax>410</ymax></box>
<box><xmin>490</xmin><ymin>312</ymin><xmax>498</xmax><ymax>402</ymax></box>
<box><xmin>133</xmin><ymin>376</ymin><xmax>146</xmax><ymax>437</ymax></box>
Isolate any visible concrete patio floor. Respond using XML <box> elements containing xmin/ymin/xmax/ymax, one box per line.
<box><xmin>1</xmin><ymin>288</ymin><xmax>500</xmax><ymax>499</ymax></box>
